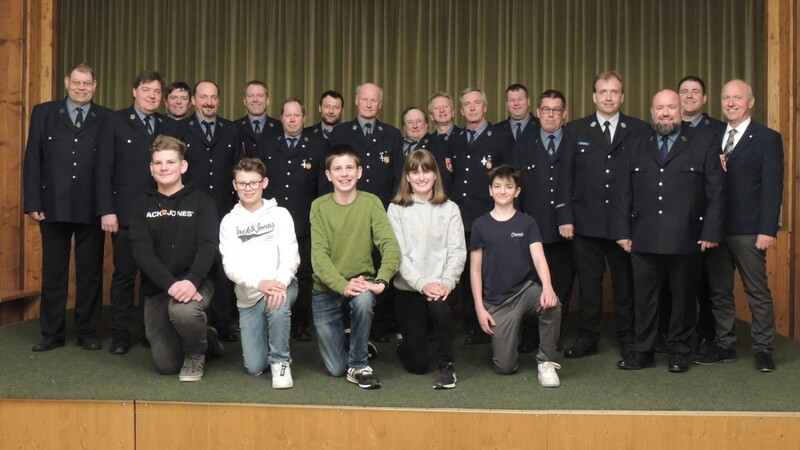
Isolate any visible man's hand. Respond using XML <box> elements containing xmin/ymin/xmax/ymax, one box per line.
<box><xmin>168</xmin><ymin>280</ymin><xmax>199</xmax><ymax>303</ymax></box>
<box><xmin>258</xmin><ymin>280</ymin><xmax>288</xmax><ymax>309</ymax></box>
<box><xmin>558</xmin><ymin>224</ymin><xmax>574</xmax><ymax>240</ymax></box>
<box><xmin>101</xmin><ymin>214</ymin><xmax>119</xmax><ymax>233</ymax></box>
<box><xmin>344</xmin><ymin>276</ymin><xmax>371</xmax><ymax>297</ymax></box>
<box><xmin>28</xmin><ymin>212</ymin><xmax>45</xmax><ymax>222</ymax></box>
<box><xmin>616</xmin><ymin>239</ymin><xmax>632</xmax><ymax>253</ymax></box>
<box><xmin>756</xmin><ymin>234</ymin><xmax>776</xmax><ymax>251</ymax></box>
<box><xmin>699</xmin><ymin>240</ymin><xmax>718</xmax><ymax>252</ymax></box>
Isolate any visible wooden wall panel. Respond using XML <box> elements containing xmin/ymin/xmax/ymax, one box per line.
<box><xmin>0</xmin><ymin>399</ymin><xmax>134</xmax><ymax>449</ymax></box>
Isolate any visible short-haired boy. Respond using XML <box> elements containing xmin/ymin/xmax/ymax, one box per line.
<box><xmin>310</xmin><ymin>145</ymin><xmax>400</xmax><ymax>389</ymax></box>
<box><xmin>470</xmin><ymin>164</ymin><xmax>562</xmax><ymax>387</ymax></box>
<box><xmin>129</xmin><ymin>135</ymin><xmax>224</xmax><ymax>382</ymax></box>
<box><xmin>219</xmin><ymin>157</ymin><xmax>300</xmax><ymax>389</ymax></box>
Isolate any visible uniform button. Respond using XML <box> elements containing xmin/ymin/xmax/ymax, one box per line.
<box><xmin>285</xmin><ymin>184</ymin><xmax>289</xmax><ymax>188</ymax></box>
<box><xmin>285</xmin><ymin>197</ymin><xmax>289</xmax><ymax>201</ymax></box>
<box><xmin>127</xmin><ymin>139</ymin><xmax>131</xmax><ymax>143</ymax></box>
<box><xmin>660</xmin><ymin>168</ymin><xmax>664</xmax><ymax>173</ymax></box>
<box><xmin>210</xmin><ymin>186</ymin><xmax>214</xmax><ymax>189</ymax></box>
<box><xmin>550</xmin><ymin>189</ymin><xmax>554</xmax><ymax>192</ymax></box>
<box><xmin>463</xmin><ymin>180</ymin><xmax>467</xmax><ymax>184</ymax></box>
<box><xmin>605</xmin><ymin>200</ymin><xmax>609</xmax><ymax>204</ymax></box>
<box><xmin>549</xmin><ymin>177</ymin><xmax>553</xmax><ymax>181</ymax></box>
<box><xmin>72</xmin><ymin>175</ymin><xmax>76</xmax><ymax>179</ymax></box>
<box><xmin>366</xmin><ymin>153</ymin><xmax>370</xmax><ymax>156</ymax></box>
<box><xmin>462</xmin><ymin>193</ymin><xmax>466</xmax><ymax>197</ymax></box>
<box><xmin>550</xmin><ymin>200</ymin><xmax>554</xmax><ymax>204</ymax></box>
<box><xmin>658</xmin><ymin>196</ymin><xmax>662</xmax><ymax>201</ymax></box>
<box><xmin>74</xmin><ymin>138</ymin><xmax>78</xmax><ymax>142</ymax></box>
<box><xmin>72</xmin><ymin>152</ymin><xmax>76</xmax><ymax>155</ymax></box>
<box><xmin>605</xmin><ymin>169</ymin><xmax>610</xmax><ymax>173</ymax></box>
<box><xmin>605</xmin><ymin>184</ymin><xmax>609</xmax><ymax>188</ymax></box>
<box><xmin>286</xmin><ymin>172</ymin><xmax>290</xmax><ymax>175</ymax></box>
<box><xmin>467</xmin><ymin>155</ymin><xmax>471</xmax><ymax>159</ymax></box>
<box><xmin>210</xmin><ymin>172</ymin><xmax>213</xmax><ymax>175</ymax></box>
<box><xmin>659</xmin><ymin>182</ymin><xmax>663</xmax><ymax>186</ymax></box>
<box><xmin>366</xmin><ymin>165</ymin><xmax>370</xmax><ymax>169</ymax></box>
<box><xmin>658</xmin><ymin>210</ymin><xmax>663</xmax><ymax>214</ymax></box>
<box><xmin>73</xmin><ymin>162</ymin><xmax>77</xmax><ymax>166</ymax></box>
<box><xmin>466</xmin><ymin>168</ymin><xmax>469</xmax><ymax>172</ymax></box>
<box><xmin>607</xmin><ymin>155</ymin><xmax>611</xmax><ymax>159</ymax></box>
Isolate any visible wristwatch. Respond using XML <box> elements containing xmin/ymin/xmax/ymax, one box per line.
<box><xmin>375</xmin><ymin>279</ymin><xmax>388</xmax><ymax>287</ymax></box>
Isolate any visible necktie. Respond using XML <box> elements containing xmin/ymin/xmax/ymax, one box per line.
<box><xmin>75</xmin><ymin>107</ymin><xmax>84</xmax><ymax>128</ymax></box>
<box><xmin>404</xmin><ymin>139</ymin><xmax>416</xmax><ymax>155</ymax></box>
<box><xmin>515</xmin><ymin>122</ymin><xmax>522</xmax><ymax>140</ymax></box>
<box><xmin>143</xmin><ymin>115</ymin><xmax>153</xmax><ymax>135</ymax></box>
<box><xmin>287</xmin><ymin>137</ymin><xmax>297</xmax><ymax>150</ymax></box>
<box><xmin>723</xmin><ymin>129</ymin><xmax>737</xmax><ymax>160</ymax></box>
<box><xmin>603</xmin><ymin>121</ymin><xmax>612</xmax><ymax>145</ymax></box>
<box><xmin>547</xmin><ymin>135</ymin><xmax>556</xmax><ymax>159</ymax></box>
<box><xmin>253</xmin><ymin>120</ymin><xmax>261</xmax><ymax>134</ymax></box>
<box><xmin>322</xmin><ymin>128</ymin><xmax>330</xmax><ymax>140</ymax></box>
<box><xmin>468</xmin><ymin>130</ymin><xmax>476</xmax><ymax>146</ymax></box>
<box><xmin>659</xmin><ymin>135</ymin><xmax>670</xmax><ymax>161</ymax></box>
<box><xmin>364</xmin><ymin>122</ymin><xmax>372</xmax><ymax>135</ymax></box>
<box><xmin>203</xmin><ymin>121</ymin><xmax>213</xmax><ymax>141</ymax></box>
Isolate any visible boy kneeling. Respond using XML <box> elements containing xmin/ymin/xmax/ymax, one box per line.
<box><xmin>130</xmin><ymin>135</ymin><xmax>224</xmax><ymax>382</ymax></box>
<box><xmin>219</xmin><ymin>158</ymin><xmax>300</xmax><ymax>389</ymax></box>
<box><xmin>470</xmin><ymin>164</ymin><xmax>562</xmax><ymax>387</ymax></box>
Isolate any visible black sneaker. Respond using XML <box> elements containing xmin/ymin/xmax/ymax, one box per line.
<box><xmin>695</xmin><ymin>337</ymin><xmax>714</xmax><ymax>356</ymax></box>
<box><xmin>564</xmin><ymin>336</ymin><xmax>598</xmax><ymax>358</ymax></box>
<box><xmin>754</xmin><ymin>351</ymin><xmax>775</xmax><ymax>372</ymax></box>
<box><xmin>347</xmin><ymin>366</ymin><xmax>381</xmax><ymax>389</ymax></box>
<box><xmin>693</xmin><ymin>345</ymin><xmax>736</xmax><ymax>365</ymax></box>
<box><xmin>433</xmin><ymin>362</ymin><xmax>457</xmax><ymax>390</ymax></box>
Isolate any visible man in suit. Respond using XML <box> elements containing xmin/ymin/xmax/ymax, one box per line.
<box><xmin>615</xmin><ymin>90</ymin><xmax>725</xmax><ymax>373</ymax></box>
<box><xmin>561</xmin><ymin>71</ymin><xmax>650</xmax><ymax>358</ymax></box>
<box><xmin>695</xmin><ymin>79</ymin><xmax>784</xmax><ymax>372</ymax></box>
<box><xmin>329</xmin><ymin>82</ymin><xmax>403</xmax><ymax>206</ymax></box>
<box><xmin>306</xmin><ymin>90</ymin><xmax>344</xmax><ymax>140</ymax></box>
<box><xmin>165</xmin><ymin>81</ymin><xmax>191</xmax><ymax>120</ymax></box>
<box><xmin>254</xmin><ymin>98</ymin><xmax>327</xmax><ymax>342</ymax></box>
<box><xmin>23</xmin><ymin>63</ymin><xmax>110</xmax><ymax>352</ymax></box>
<box><xmin>238</xmin><ymin>81</ymin><xmax>280</xmax><ymax>157</ymax></box>
<box><xmin>401</xmin><ymin>107</ymin><xmax>432</xmax><ymax>155</ymax></box>
<box><xmin>96</xmin><ymin>70</ymin><xmax>180</xmax><ymax>354</ymax></box>
<box><xmin>655</xmin><ymin>76</ymin><xmax>727</xmax><ymax>355</ymax></box>
<box><xmin>496</xmin><ymin>84</ymin><xmax>539</xmax><ymax>143</ymax></box>
<box><xmin>427</xmin><ymin>92</ymin><xmax>462</xmax><ymax>192</ymax></box>
<box><xmin>514</xmin><ymin>89</ymin><xmax>575</xmax><ymax>353</ymax></box>
<box><xmin>179</xmin><ymin>80</ymin><xmax>242</xmax><ymax>342</ymax></box>
<box><xmin>449</xmin><ymin>87</ymin><xmax>514</xmax><ymax>345</ymax></box>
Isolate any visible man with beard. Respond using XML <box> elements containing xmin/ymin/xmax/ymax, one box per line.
<box><xmin>179</xmin><ymin>80</ymin><xmax>242</xmax><ymax>342</ymax></box>
<box><xmin>306</xmin><ymin>90</ymin><xmax>344</xmax><ymax>140</ymax></box>
<box><xmin>614</xmin><ymin>90</ymin><xmax>724</xmax><ymax>372</ymax></box>
<box><xmin>238</xmin><ymin>81</ymin><xmax>281</xmax><ymax>157</ymax></box>
<box><xmin>96</xmin><ymin>70</ymin><xmax>180</xmax><ymax>355</ymax></box>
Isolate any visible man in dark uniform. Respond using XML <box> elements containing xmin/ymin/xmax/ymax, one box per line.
<box><xmin>449</xmin><ymin>87</ymin><xmax>514</xmax><ymax>345</ymax></box>
<box><xmin>514</xmin><ymin>89</ymin><xmax>575</xmax><ymax>353</ymax></box>
<box><xmin>165</xmin><ymin>81</ymin><xmax>191</xmax><ymax>120</ymax></box>
<box><xmin>615</xmin><ymin>89</ymin><xmax>725</xmax><ymax>373</ymax></box>
<box><xmin>427</xmin><ymin>92</ymin><xmax>462</xmax><ymax>192</ymax></box>
<box><xmin>496</xmin><ymin>84</ymin><xmax>539</xmax><ymax>143</ymax></box>
<box><xmin>561</xmin><ymin>71</ymin><xmax>649</xmax><ymax>359</ymax></box>
<box><xmin>96</xmin><ymin>70</ymin><xmax>180</xmax><ymax>354</ymax></box>
<box><xmin>179</xmin><ymin>80</ymin><xmax>242</xmax><ymax>342</ymax></box>
<box><xmin>238</xmin><ymin>81</ymin><xmax>280</xmax><ymax>158</ymax></box>
<box><xmin>253</xmin><ymin>98</ymin><xmax>327</xmax><ymax>342</ymax></box>
<box><xmin>24</xmin><ymin>63</ymin><xmax>110</xmax><ymax>352</ymax></box>
<box><xmin>306</xmin><ymin>90</ymin><xmax>344</xmax><ymax>141</ymax></box>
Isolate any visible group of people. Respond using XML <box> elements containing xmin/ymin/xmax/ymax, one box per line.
<box><xmin>22</xmin><ymin>64</ymin><xmax>784</xmax><ymax>391</ymax></box>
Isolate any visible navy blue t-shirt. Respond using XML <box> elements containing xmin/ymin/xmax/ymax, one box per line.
<box><xmin>470</xmin><ymin>211</ymin><xmax>542</xmax><ymax>305</ymax></box>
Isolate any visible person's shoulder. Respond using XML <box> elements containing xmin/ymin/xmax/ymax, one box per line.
<box><xmin>357</xmin><ymin>191</ymin><xmax>384</xmax><ymax>207</ymax></box>
<box><xmin>311</xmin><ymin>192</ymin><xmax>335</xmax><ymax>208</ymax></box>
<box><xmin>619</xmin><ymin>113</ymin><xmax>649</xmax><ymax>131</ymax></box>
<box><xmin>375</xmin><ymin>119</ymin><xmax>400</xmax><ymax>134</ymax></box>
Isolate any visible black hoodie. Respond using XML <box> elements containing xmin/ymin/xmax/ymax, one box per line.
<box><xmin>129</xmin><ymin>183</ymin><xmax>219</xmax><ymax>296</ymax></box>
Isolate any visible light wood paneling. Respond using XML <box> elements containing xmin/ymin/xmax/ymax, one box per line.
<box><xmin>0</xmin><ymin>399</ymin><xmax>134</xmax><ymax>449</ymax></box>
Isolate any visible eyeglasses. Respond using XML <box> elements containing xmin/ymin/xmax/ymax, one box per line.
<box><xmin>539</xmin><ymin>107</ymin><xmax>564</xmax><ymax>115</ymax></box>
<box><xmin>234</xmin><ymin>179</ymin><xmax>263</xmax><ymax>190</ymax></box>
<box><xmin>405</xmin><ymin>119</ymin><xmax>426</xmax><ymax>126</ymax></box>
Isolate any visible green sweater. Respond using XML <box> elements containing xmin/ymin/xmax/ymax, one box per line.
<box><xmin>311</xmin><ymin>191</ymin><xmax>400</xmax><ymax>294</ymax></box>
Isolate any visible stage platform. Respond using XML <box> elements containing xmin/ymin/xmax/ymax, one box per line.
<box><xmin>2</xmin><ymin>315</ymin><xmax>799</xmax><ymax>448</ymax></box>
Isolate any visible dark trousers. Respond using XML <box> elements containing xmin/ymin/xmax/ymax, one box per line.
<box><xmin>460</xmin><ymin>231</ymin><xmax>483</xmax><ymax>334</ymax></box>
<box><xmin>706</xmin><ymin>234</ymin><xmax>775</xmax><ymax>353</ymax></box>
<box><xmin>208</xmin><ymin>255</ymin><xmax>234</xmax><ymax>336</ymax></box>
<box><xmin>109</xmin><ymin>227</ymin><xmax>139</xmax><ymax>340</ymax></box>
<box><xmin>395</xmin><ymin>289</ymin><xmax>455</xmax><ymax>374</ymax></box>
<box><xmin>521</xmin><ymin>240</ymin><xmax>575</xmax><ymax>343</ymax></box>
<box><xmin>291</xmin><ymin>236</ymin><xmax>312</xmax><ymax>330</ymax></box>
<box><xmin>38</xmin><ymin>221</ymin><xmax>105</xmax><ymax>340</ymax></box>
<box><xmin>370</xmin><ymin>247</ymin><xmax>395</xmax><ymax>338</ymax></box>
<box><xmin>632</xmin><ymin>252</ymin><xmax>700</xmax><ymax>355</ymax></box>
<box><xmin>657</xmin><ymin>255</ymin><xmax>715</xmax><ymax>341</ymax></box>
<box><xmin>572</xmin><ymin>234</ymin><xmax>634</xmax><ymax>344</ymax></box>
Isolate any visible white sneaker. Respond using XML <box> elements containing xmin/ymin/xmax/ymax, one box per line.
<box><xmin>271</xmin><ymin>362</ymin><xmax>293</xmax><ymax>389</ymax></box>
<box><xmin>538</xmin><ymin>361</ymin><xmax>561</xmax><ymax>388</ymax></box>
<box><xmin>178</xmin><ymin>354</ymin><xmax>205</xmax><ymax>382</ymax></box>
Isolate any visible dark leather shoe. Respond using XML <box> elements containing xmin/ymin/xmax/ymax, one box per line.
<box><xmin>668</xmin><ymin>353</ymin><xmax>689</xmax><ymax>373</ymax></box>
<box><xmin>205</xmin><ymin>326</ymin><xmax>226</xmax><ymax>359</ymax></box>
<box><xmin>695</xmin><ymin>337</ymin><xmax>713</xmax><ymax>356</ymax></box>
<box><xmin>620</xmin><ymin>342</ymin><xmax>633</xmax><ymax>358</ymax></box>
<box><xmin>78</xmin><ymin>336</ymin><xmax>102</xmax><ymax>351</ymax></box>
<box><xmin>291</xmin><ymin>326</ymin><xmax>312</xmax><ymax>342</ymax></box>
<box><xmin>693</xmin><ymin>345</ymin><xmax>736</xmax><ymax>365</ymax></box>
<box><xmin>564</xmin><ymin>336</ymin><xmax>598</xmax><ymax>358</ymax></box>
<box><xmin>218</xmin><ymin>332</ymin><xmax>239</xmax><ymax>343</ymax></box>
<box><xmin>109</xmin><ymin>338</ymin><xmax>130</xmax><ymax>355</ymax></box>
<box><xmin>617</xmin><ymin>350</ymin><xmax>655</xmax><ymax>370</ymax></box>
<box><xmin>464</xmin><ymin>329</ymin><xmax>491</xmax><ymax>345</ymax></box>
<box><xmin>32</xmin><ymin>338</ymin><xmax>65</xmax><ymax>352</ymax></box>
<box><xmin>755</xmin><ymin>351</ymin><xmax>775</xmax><ymax>372</ymax></box>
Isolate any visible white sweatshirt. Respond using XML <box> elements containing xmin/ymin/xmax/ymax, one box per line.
<box><xmin>219</xmin><ymin>198</ymin><xmax>300</xmax><ymax>308</ymax></box>
<box><xmin>387</xmin><ymin>198</ymin><xmax>466</xmax><ymax>293</ymax></box>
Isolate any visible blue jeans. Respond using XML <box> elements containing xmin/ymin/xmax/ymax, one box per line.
<box><xmin>238</xmin><ymin>280</ymin><xmax>298</xmax><ymax>376</ymax></box>
<box><xmin>312</xmin><ymin>289</ymin><xmax>376</xmax><ymax>376</ymax></box>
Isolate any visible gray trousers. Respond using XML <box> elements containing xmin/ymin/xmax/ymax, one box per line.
<box><xmin>485</xmin><ymin>281</ymin><xmax>561</xmax><ymax>374</ymax></box>
<box><xmin>706</xmin><ymin>234</ymin><xmax>775</xmax><ymax>353</ymax></box>
<box><xmin>144</xmin><ymin>280</ymin><xmax>214</xmax><ymax>374</ymax></box>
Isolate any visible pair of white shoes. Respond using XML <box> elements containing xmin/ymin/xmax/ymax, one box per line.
<box><xmin>271</xmin><ymin>362</ymin><xmax>293</xmax><ymax>389</ymax></box>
